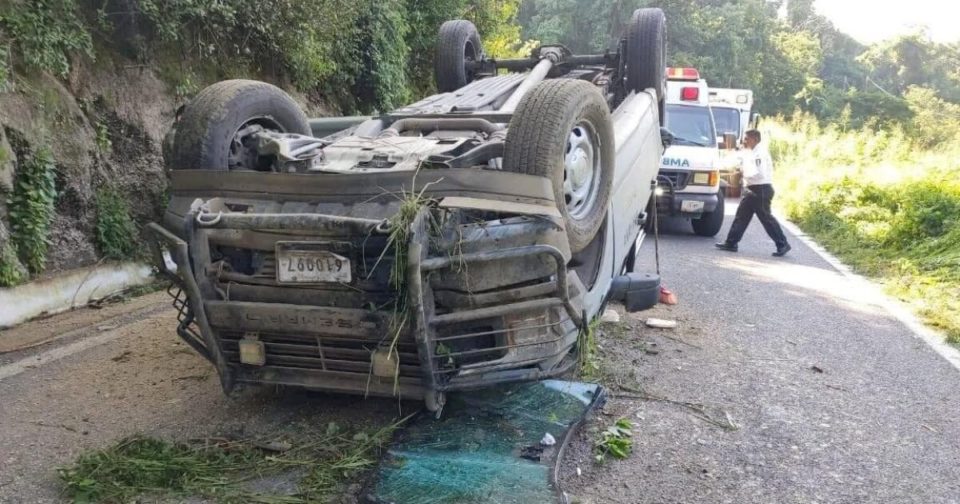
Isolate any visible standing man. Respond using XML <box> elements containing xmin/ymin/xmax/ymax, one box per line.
<box><xmin>715</xmin><ymin>129</ymin><xmax>791</xmax><ymax>256</ymax></box>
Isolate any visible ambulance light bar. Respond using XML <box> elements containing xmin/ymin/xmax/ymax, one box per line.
<box><xmin>667</xmin><ymin>67</ymin><xmax>700</xmax><ymax>81</ymax></box>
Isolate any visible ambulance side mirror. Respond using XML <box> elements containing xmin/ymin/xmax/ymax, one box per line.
<box><xmin>750</xmin><ymin>113</ymin><xmax>761</xmax><ymax>129</ymax></box>
<box><xmin>659</xmin><ymin>127</ymin><xmax>675</xmax><ymax>148</ymax></box>
<box><xmin>721</xmin><ymin>132</ymin><xmax>737</xmax><ymax>150</ymax></box>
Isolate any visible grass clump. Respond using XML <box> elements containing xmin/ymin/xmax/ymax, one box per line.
<box><xmin>8</xmin><ymin>145</ymin><xmax>57</xmax><ymax>274</ymax></box>
<box><xmin>367</xmin><ymin>180</ymin><xmax>436</xmax><ymax>393</ymax></box>
<box><xmin>577</xmin><ymin>317</ymin><xmax>609</xmax><ymax>383</ymax></box>
<box><xmin>58</xmin><ymin>420</ymin><xmax>402</xmax><ymax>503</ymax></box>
<box><xmin>593</xmin><ymin>418</ymin><xmax>633</xmax><ymax>463</ymax></box>
<box><xmin>94</xmin><ymin>187</ymin><xmax>138</xmax><ymax>260</ymax></box>
<box><xmin>770</xmin><ymin>114</ymin><xmax>960</xmax><ymax>343</ymax></box>
<box><xmin>0</xmin><ymin>240</ymin><xmax>27</xmax><ymax>286</ymax></box>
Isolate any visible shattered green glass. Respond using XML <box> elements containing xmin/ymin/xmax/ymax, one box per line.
<box><xmin>371</xmin><ymin>380</ymin><xmax>601</xmax><ymax>503</ymax></box>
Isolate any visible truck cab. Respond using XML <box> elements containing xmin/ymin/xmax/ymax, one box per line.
<box><xmin>654</xmin><ymin>67</ymin><xmax>725</xmax><ymax>237</ymax></box>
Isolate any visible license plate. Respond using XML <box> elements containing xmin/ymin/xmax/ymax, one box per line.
<box><xmin>275</xmin><ymin>242</ymin><xmax>351</xmax><ymax>283</ymax></box>
<box><xmin>681</xmin><ymin>200</ymin><xmax>704</xmax><ymax>213</ymax></box>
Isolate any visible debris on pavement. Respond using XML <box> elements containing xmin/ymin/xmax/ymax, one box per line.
<box><xmin>645</xmin><ymin>318</ymin><xmax>678</xmax><ymax>329</ymax></box>
<box><xmin>659</xmin><ymin>286</ymin><xmax>678</xmax><ymax>305</ymax></box>
<box><xmin>600</xmin><ymin>308</ymin><xmax>621</xmax><ymax>324</ymax></box>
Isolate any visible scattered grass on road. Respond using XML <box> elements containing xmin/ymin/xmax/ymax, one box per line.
<box><xmin>58</xmin><ymin>420</ymin><xmax>404</xmax><ymax>503</ymax></box>
<box><xmin>593</xmin><ymin>418</ymin><xmax>634</xmax><ymax>464</ymax></box>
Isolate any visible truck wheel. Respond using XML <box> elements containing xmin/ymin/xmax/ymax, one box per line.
<box><xmin>504</xmin><ymin>80</ymin><xmax>614</xmax><ymax>254</ymax></box>
<box><xmin>169</xmin><ymin>80</ymin><xmax>310</xmax><ymax>171</ymax></box>
<box><xmin>692</xmin><ymin>192</ymin><xmax>725</xmax><ymax>237</ymax></box>
<box><xmin>435</xmin><ymin>20</ymin><xmax>482</xmax><ymax>93</ymax></box>
<box><xmin>625</xmin><ymin>8</ymin><xmax>666</xmax><ymax>124</ymax></box>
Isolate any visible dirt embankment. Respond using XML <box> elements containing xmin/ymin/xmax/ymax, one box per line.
<box><xmin>0</xmin><ymin>56</ymin><xmax>325</xmax><ymax>282</ymax></box>
<box><xmin>0</xmin><ymin>61</ymin><xmax>172</xmax><ymax>274</ymax></box>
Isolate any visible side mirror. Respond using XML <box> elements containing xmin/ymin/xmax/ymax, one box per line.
<box><xmin>750</xmin><ymin>113</ymin><xmax>761</xmax><ymax>129</ymax></box>
<box><xmin>721</xmin><ymin>132</ymin><xmax>738</xmax><ymax>150</ymax></box>
<box><xmin>659</xmin><ymin>127</ymin><xmax>675</xmax><ymax>148</ymax></box>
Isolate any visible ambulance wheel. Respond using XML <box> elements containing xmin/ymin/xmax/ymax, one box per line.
<box><xmin>692</xmin><ymin>192</ymin><xmax>725</xmax><ymax>237</ymax></box>
<box><xmin>503</xmin><ymin>79</ymin><xmax>615</xmax><ymax>254</ymax></box>
<box><xmin>625</xmin><ymin>8</ymin><xmax>667</xmax><ymax>124</ymax></box>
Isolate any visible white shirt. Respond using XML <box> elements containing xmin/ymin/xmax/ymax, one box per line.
<box><xmin>741</xmin><ymin>142</ymin><xmax>774</xmax><ymax>186</ymax></box>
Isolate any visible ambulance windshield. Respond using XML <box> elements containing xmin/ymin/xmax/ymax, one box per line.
<box><xmin>664</xmin><ymin>104</ymin><xmax>716</xmax><ymax>147</ymax></box>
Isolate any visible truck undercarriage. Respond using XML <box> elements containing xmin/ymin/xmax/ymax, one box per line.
<box><xmin>150</xmin><ymin>10</ymin><xmax>668</xmax><ymax>411</ymax></box>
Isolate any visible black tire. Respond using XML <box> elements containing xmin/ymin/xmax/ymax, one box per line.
<box><xmin>435</xmin><ymin>20</ymin><xmax>483</xmax><ymax>93</ymax></box>
<box><xmin>169</xmin><ymin>80</ymin><xmax>310</xmax><ymax>171</ymax></box>
<box><xmin>625</xmin><ymin>8</ymin><xmax>667</xmax><ymax>124</ymax></box>
<box><xmin>692</xmin><ymin>192</ymin><xmax>725</xmax><ymax>237</ymax></box>
<box><xmin>503</xmin><ymin>80</ymin><xmax>614</xmax><ymax>254</ymax></box>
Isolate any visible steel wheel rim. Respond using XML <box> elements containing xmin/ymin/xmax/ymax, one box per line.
<box><xmin>563</xmin><ymin>121</ymin><xmax>601</xmax><ymax>220</ymax></box>
<box><xmin>464</xmin><ymin>40</ymin><xmax>477</xmax><ymax>81</ymax></box>
<box><xmin>228</xmin><ymin>117</ymin><xmax>284</xmax><ymax>171</ymax></box>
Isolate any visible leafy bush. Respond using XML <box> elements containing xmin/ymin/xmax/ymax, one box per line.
<box><xmin>771</xmin><ymin>117</ymin><xmax>960</xmax><ymax>343</ymax></box>
<box><xmin>94</xmin><ymin>187</ymin><xmax>138</xmax><ymax>259</ymax></box>
<box><xmin>7</xmin><ymin>146</ymin><xmax>57</xmax><ymax>274</ymax></box>
<box><xmin>0</xmin><ymin>0</ymin><xmax>94</xmax><ymax>77</ymax></box>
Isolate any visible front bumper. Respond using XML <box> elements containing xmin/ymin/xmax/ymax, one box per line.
<box><xmin>146</xmin><ymin>170</ymin><xmax>588</xmax><ymax>402</ymax></box>
<box><xmin>655</xmin><ymin>191</ymin><xmax>720</xmax><ymax>217</ymax></box>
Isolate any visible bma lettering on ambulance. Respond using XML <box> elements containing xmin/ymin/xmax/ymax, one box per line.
<box><xmin>654</xmin><ymin>67</ymin><xmax>731</xmax><ymax>237</ymax></box>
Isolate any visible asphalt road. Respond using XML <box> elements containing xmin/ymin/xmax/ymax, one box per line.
<box><xmin>2</xmin><ymin>200</ymin><xmax>959</xmax><ymax>503</ymax></box>
<box><xmin>561</xmin><ymin>204</ymin><xmax>960</xmax><ymax>503</ymax></box>
<box><xmin>0</xmin><ymin>293</ymin><xmax>403</xmax><ymax>503</ymax></box>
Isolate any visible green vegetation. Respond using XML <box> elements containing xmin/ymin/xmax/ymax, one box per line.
<box><xmin>577</xmin><ymin>317</ymin><xmax>602</xmax><ymax>381</ymax></box>
<box><xmin>0</xmin><ymin>0</ymin><xmax>94</xmax><ymax>79</ymax></box>
<box><xmin>0</xmin><ymin>241</ymin><xmax>27</xmax><ymax>286</ymax></box>
<box><xmin>58</xmin><ymin>421</ymin><xmax>401</xmax><ymax>503</ymax></box>
<box><xmin>94</xmin><ymin>187</ymin><xmax>138</xmax><ymax>260</ymax></box>
<box><xmin>772</xmin><ymin>115</ymin><xmax>960</xmax><ymax>343</ymax></box>
<box><xmin>594</xmin><ymin>418</ymin><xmax>633</xmax><ymax>463</ymax></box>
<box><xmin>94</xmin><ymin>120</ymin><xmax>111</xmax><ymax>153</ymax></box>
<box><xmin>519</xmin><ymin>0</ymin><xmax>960</xmax><ymax>123</ymax></box>
<box><xmin>7</xmin><ymin>145</ymin><xmax>57</xmax><ymax>274</ymax></box>
<box><xmin>1</xmin><ymin>0</ymin><xmax>527</xmax><ymax>112</ymax></box>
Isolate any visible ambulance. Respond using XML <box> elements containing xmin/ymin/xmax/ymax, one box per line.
<box><xmin>709</xmin><ymin>88</ymin><xmax>757</xmax><ymax>197</ymax></box>
<box><xmin>708</xmin><ymin>88</ymin><xmax>755</xmax><ymax>143</ymax></box>
<box><xmin>654</xmin><ymin>67</ymin><xmax>725</xmax><ymax>237</ymax></box>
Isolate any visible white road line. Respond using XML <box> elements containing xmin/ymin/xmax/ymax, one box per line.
<box><xmin>0</xmin><ymin>315</ymin><xmax>159</xmax><ymax>382</ymax></box>
<box><xmin>779</xmin><ymin>215</ymin><xmax>960</xmax><ymax>372</ymax></box>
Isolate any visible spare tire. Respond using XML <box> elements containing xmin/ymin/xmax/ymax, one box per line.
<box><xmin>503</xmin><ymin>80</ymin><xmax>614</xmax><ymax>254</ymax></box>
<box><xmin>169</xmin><ymin>80</ymin><xmax>311</xmax><ymax>171</ymax></box>
<box><xmin>625</xmin><ymin>8</ymin><xmax>667</xmax><ymax>124</ymax></box>
<box><xmin>435</xmin><ymin>20</ymin><xmax>483</xmax><ymax>93</ymax></box>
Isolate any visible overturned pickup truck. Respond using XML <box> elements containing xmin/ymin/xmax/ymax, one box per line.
<box><xmin>149</xmin><ymin>9</ymin><xmax>668</xmax><ymax>412</ymax></box>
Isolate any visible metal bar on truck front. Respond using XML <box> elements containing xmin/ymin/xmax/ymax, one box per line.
<box><xmin>420</xmin><ymin>244</ymin><xmax>583</xmax><ymax>328</ymax></box>
<box><xmin>499</xmin><ymin>58</ymin><xmax>554</xmax><ymax>113</ymax></box>
<box><xmin>194</xmin><ymin>212</ymin><xmax>386</xmax><ymax>235</ymax></box>
<box><xmin>430</xmin><ymin>298</ymin><xmax>563</xmax><ymax>326</ymax></box>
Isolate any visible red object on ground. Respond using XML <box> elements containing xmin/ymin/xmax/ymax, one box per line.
<box><xmin>659</xmin><ymin>286</ymin><xmax>678</xmax><ymax>305</ymax></box>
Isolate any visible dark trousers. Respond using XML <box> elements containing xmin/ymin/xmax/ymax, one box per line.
<box><xmin>725</xmin><ymin>184</ymin><xmax>788</xmax><ymax>247</ymax></box>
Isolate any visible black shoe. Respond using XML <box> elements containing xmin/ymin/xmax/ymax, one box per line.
<box><xmin>773</xmin><ymin>243</ymin><xmax>792</xmax><ymax>257</ymax></box>
<box><xmin>715</xmin><ymin>242</ymin><xmax>738</xmax><ymax>252</ymax></box>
